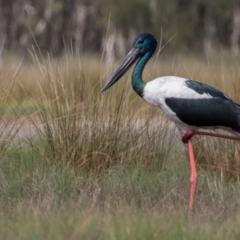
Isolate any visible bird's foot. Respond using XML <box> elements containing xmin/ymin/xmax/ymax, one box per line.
<box><xmin>181</xmin><ymin>131</ymin><xmax>195</xmax><ymax>144</ymax></box>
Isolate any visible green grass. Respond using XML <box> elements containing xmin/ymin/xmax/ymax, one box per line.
<box><xmin>1</xmin><ymin>149</ymin><xmax>240</xmax><ymax>239</ymax></box>
<box><xmin>0</xmin><ymin>52</ymin><xmax>240</xmax><ymax>238</ymax></box>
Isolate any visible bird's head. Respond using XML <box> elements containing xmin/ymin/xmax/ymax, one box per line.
<box><xmin>133</xmin><ymin>33</ymin><xmax>157</xmax><ymax>56</ymax></box>
<box><xmin>101</xmin><ymin>33</ymin><xmax>157</xmax><ymax>92</ymax></box>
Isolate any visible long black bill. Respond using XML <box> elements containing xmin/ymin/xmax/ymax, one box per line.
<box><xmin>101</xmin><ymin>47</ymin><xmax>141</xmax><ymax>92</ymax></box>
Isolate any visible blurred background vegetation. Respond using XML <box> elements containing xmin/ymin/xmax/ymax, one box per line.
<box><xmin>0</xmin><ymin>0</ymin><xmax>240</xmax><ymax>60</ymax></box>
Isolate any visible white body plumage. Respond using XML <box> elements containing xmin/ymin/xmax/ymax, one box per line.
<box><xmin>143</xmin><ymin>76</ymin><xmax>239</xmax><ymax>136</ymax></box>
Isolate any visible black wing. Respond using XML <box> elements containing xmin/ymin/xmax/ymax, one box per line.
<box><xmin>185</xmin><ymin>80</ymin><xmax>230</xmax><ymax>100</ymax></box>
<box><xmin>165</xmin><ymin>97</ymin><xmax>240</xmax><ymax>129</ymax></box>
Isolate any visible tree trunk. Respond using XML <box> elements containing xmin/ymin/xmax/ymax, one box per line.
<box><xmin>1</xmin><ymin>0</ymin><xmax>13</xmax><ymax>50</ymax></box>
<box><xmin>231</xmin><ymin>0</ymin><xmax>240</xmax><ymax>56</ymax></box>
<box><xmin>204</xmin><ymin>7</ymin><xmax>216</xmax><ymax>60</ymax></box>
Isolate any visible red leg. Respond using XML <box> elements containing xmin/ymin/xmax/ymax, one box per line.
<box><xmin>182</xmin><ymin>131</ymin><xmax>195</xmax><ymax>143</ymax></box>
<box><xmin>182</xmin><ymin>130</ymin><xmax>240</xmax><ymax>143</ymax></box>
<box><xmin>181</xmin><ymin>130</ymin><xmax>240</xmax><ymax>211</ymax></box>
<box><xmin>187</xmin><ymin>139</ymin><xmax>197</xmax><ymax>211</ymax></box>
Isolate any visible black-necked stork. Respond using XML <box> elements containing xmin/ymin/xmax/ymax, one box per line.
<box><xmin>101</xmin><ymin>33</ymin><xmax>240</xmax><ymax>210</ymax></box>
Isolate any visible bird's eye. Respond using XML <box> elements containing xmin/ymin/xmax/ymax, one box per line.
<box><xmin>138</xmin><ymin>39</ymin><xmax>144</xmax><ymax>44</ymax></box>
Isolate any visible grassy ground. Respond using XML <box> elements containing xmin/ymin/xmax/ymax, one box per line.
<box><xmin>0</xmin><ymin>52</ymin><xmax>240</xmax><ymax>239</ymax></box>
<box><xmin>1</xmin><ymin>149</ymin><xmax>240</xmax><ymax>239</ymax></box>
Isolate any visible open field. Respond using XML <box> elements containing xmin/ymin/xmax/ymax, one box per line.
<box><xmin>1</xmin><ymin>51</ymin><xmax>240</xmax><ymax>239</ymax></box>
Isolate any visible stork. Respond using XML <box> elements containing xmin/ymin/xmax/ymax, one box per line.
<box><xmin>101</xmin><ymin>33</ymin><xmax>240</xmax><ymax>210</ymax></box>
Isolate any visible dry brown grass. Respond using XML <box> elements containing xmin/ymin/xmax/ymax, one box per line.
<box><xmin>1</xmin><ymin>52</ymin><xmax>240</xmax><ymax>177</ymax></box>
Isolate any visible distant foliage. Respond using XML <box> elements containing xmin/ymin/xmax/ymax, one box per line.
<box><xmin>0</xmin><ymin>0</ymin><xmax>238</xmax><ymax>56</ymax></box>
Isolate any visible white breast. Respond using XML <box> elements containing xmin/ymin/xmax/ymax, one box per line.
<box><xmin>142</xmin><ymin>76</ymin><xmax>213</xmax><ymax>132</ymax></box>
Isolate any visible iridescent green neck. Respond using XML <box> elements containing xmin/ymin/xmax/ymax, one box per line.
<box><xmin>131</xmin><ymin>52</ymin><xmax>151</xmax><ymax>98</ymax></box>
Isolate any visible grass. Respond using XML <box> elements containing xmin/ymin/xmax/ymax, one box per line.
<box><xmin>0</xmin><ymin>51</ymin><xmax>240</xmax><ymax>238</ymax></box>
<box><xmin>1</xmin><ymin>151</ymin><xmax>240</xmax><ymax>239</ymax></box>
